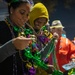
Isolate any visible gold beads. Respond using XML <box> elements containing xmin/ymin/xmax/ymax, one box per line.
<box><xmin>18</xmin><ymin>32</ymin><xmax>26</xmax><ymax>37</ymax></box>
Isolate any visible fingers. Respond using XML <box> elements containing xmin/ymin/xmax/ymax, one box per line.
<box><xmin>12</xmin><ymin>36</ymin><xmax>36</xmax><ymax>50</ymax></box>
<box><xmin>24</xmin><ymin>38</ymin><xmax>35</xmax><ymax>40</ymax></box>
<box><xmin>17</xmin><ymin>36</ymin><xmax>35</xmax><ymax>40</ymax></box>
<box><xmin>47</xmin><ymin>64</ymin><xmax>54</xmax><ymax>68</ymax></box>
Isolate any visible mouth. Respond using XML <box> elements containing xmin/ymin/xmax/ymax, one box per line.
<box><xmin>20</xmin><ymin>20</ymin><xmax>26</xmax><ymax>25</ymax></box>
<box><xmin>35</xmin><ymin>24</ymin><xmax>40</xmax><ymax>27</ymax></box>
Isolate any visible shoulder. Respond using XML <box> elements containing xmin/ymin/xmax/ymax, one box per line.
<box><xmin>0</xmin><ymin>21</ymin><xmax>7</xmax><ymax>29</ymax></box>
<box><xmin>0</xmin><ymin>21</ymin><xmax>5</xmax><ymax>24</ymax></box>
<box><xmin>61</xmin><ymin>37</ymin><xmax>70</xmax><ymax>44</ymax></box>
<box><xmin>0</xmin><ymin>21</ymin><xmax>8</xmax><ymax>30</ymax></box>
<box><xmin>61</xmin><ymin>37</ymin><xmax>69</xmax><ymax>40</ymax></box>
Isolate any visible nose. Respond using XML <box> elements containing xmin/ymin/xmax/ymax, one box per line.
<box><xmin>22</xmin><ymin>15</ymin><xmax>29</xmax><ymax>22</ymax></box>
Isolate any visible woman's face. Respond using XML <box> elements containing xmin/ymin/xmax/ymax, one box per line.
<box><xmin>34</xmin><ymin>17</ymin><xmax>47</xmax><ymax>30</ymax></box>
<box><xmin>10</xmin><ymin>3</ymin><xmax>31</xmax><ymax>27</ymax></box>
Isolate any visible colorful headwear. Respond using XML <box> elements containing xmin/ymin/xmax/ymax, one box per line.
<box><xmin>29</xmin><ymin>2</ymin><xmax>49</xmax><ymax>28</ymax></box>
<box><xmin>4</xmin><ymin>0</ymin><xmax>34</xmax><ymax>6</ymax></box>
<box><xmin>50</xmin><ymin>20</ymin><xmax>64</xmax><ymax>28</ymax></box>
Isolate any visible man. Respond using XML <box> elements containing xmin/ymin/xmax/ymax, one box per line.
<box><xmin>24</xmin><ymin>2</ymin><xmax>54</xmax><ymax>75</ymax></box>
<box><xmin>49</xmin><ymin>20</ymin><xmax>75</xmax><ymax>73</ymax></box>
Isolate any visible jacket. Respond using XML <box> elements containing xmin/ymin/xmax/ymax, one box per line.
<box><xmin>48</xmin><ymin>37</ymin><xmax>75</xmax><ymax>72</ymax></box>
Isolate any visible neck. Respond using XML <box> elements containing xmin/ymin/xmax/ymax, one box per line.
<box><xmin>5</xmin><ymin>17</ymin><xmax>24</xmax><ymax>32</ymax></box>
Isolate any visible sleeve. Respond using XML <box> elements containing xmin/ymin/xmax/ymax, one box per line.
<box><xmin>67</xmin><ymin>39</ymin><xmax>75</xmax><ymax>59</ymax></box>
<box><xmin>0</xmin><ymin>40</ymin><xmax>18</xmax><ymax>63</ymax></box>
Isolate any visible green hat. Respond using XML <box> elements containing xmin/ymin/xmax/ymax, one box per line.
<box><xmin>11</xmin><ymin>0</ymin><xmax>34</xmax><ymax>5</ymax></box>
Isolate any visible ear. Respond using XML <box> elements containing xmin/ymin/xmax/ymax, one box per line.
<box><xmin>10</xmin><ymin>7</ymin><xmax>14</xmax><ymax>14</ymax></box>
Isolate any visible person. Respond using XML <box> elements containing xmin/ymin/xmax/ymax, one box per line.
<box><xmin>72</xmin><ymin>37</ymin><xmax>75</xmax><ymax>45</ymax></box>
<box><xmin>0</xmin><ymin>37</ymin><xmax>34</xmax><ymax>63</ymax></box>
<box><xmin>0</xmin><ymin>0</ymin><xmax>34</xmax><ymax>75</ymax></box>
<box><xmin>24</xmin><ymin>2</ymin><xmax>54</xmax><ymax>75</ymax></box>
<box><xmin>62</xmin><ymin>30</ymin><xmax>66</xmax><ymax>38</ymax></box>
<box><xmin>48</xmin><ymin>20</ymin><xmax>75</xmax><ymax>74</ymax></box>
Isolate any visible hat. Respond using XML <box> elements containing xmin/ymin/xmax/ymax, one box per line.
<box><xmin>9</xmin><ymin>0</ymin><xmax>34</xmax><ymax>6</ymax></box>
<box><xmin>50</xmin><ymin>20</ymin><xmax>64</xmax><ymax>28</ymax></box>
<box><xmin>29</xmin><ymin>2</ymin><xmax>49</xmax><ymax>27</ymax></box>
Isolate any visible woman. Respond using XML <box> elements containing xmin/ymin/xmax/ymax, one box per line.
<box><xmin>0</xmin><ymin>0</ymin><xmax>33</xmax><ymax>75</ymax></box>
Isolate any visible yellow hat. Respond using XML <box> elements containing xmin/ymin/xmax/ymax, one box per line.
<box><xmin>29</xmin><ymin>2</ymin><xmax>49</xmax><ymax>27</ymax></box>
<box><xmin>50</xmin><ymin>20</ymin><xmax>64</xmax><ymax>28</ymax></box>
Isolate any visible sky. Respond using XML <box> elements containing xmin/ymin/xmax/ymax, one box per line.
<box><xmin>50</xmin><ymin>1</ymin><xmax>75</xmax><ymax>40</ymax></box>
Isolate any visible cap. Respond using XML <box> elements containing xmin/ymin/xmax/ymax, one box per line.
<box><xmin>50</xmin><ymin>20</ymin><xmax>64</xmax><ymax>28</ymax></box>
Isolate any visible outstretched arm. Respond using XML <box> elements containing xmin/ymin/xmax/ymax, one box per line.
<box><xmin>0</xmin><ymin>40</ymin><xmax>17</xmax><ymax>63</ymax></box>
<box><xmin>0</xmin><ymin>36</ymin><xmax>35</xmax><ymax>63</ymax></box>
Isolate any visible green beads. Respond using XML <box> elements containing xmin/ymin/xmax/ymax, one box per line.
<box><xmin>68</xmin><ymin>68</ymin><xmax>75</xmax><ymax>75</ymax></box>
<box><xmin>52</xmin><ymin>70</ymin><xmax>63</xmax><ymax>75</ymax></box>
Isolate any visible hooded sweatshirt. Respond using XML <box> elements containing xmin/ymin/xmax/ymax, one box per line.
<box><xmin>29</xmin><ymin>2</ymin><xmax>49</xmax><ymax>28</ymax></box>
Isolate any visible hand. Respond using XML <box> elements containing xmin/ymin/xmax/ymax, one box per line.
<box><xmin>71</xmin><ymin>58</ymin><xmax>75</xmax><ymax>62</ymax></box>
<box><xmin>53</xmin><ymin>32</ymin><xmax>59</xmax><ymax>39</ymax></box>
<box><xmin>12</xmin><ymin>36</ymin><xmax>35</xmax><ymax>50</ymax></box>
<box><xmin>46</xmin><ymin>64</ymin><xmax>54</xmax><ymax>74</ymax></box>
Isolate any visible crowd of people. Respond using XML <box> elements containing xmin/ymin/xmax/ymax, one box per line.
<box><xmin>0</xmin><ymin>0</ymin><xmax>75</xmax><ymax>75</ymax></box>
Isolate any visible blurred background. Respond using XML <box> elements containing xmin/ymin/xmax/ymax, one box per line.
<box><xmin>0</xmin><ymin>0</ymin><xmax>75</xmax><ymax>40</ymax></box>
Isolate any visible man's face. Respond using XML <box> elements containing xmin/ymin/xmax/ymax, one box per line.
<box><xmin>51</xmin><ymin>27</ymin><xmax>63</xmax><ymax>37</ymax></box>
<box><xmin>34</xmin><ymin>17</ymin><xmax>47</xmax><ymax>30</ymax></box>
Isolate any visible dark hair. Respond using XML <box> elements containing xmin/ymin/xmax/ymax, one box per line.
<box><xmin>5</xmin><ymin>0</ymin><xmax>29</xmax><ymax>14</ymax></box>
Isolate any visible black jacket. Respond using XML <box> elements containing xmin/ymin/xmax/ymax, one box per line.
<box><xmin>0</xmin><ymin>21</ymin><xmax>24</xmax><ymax>75</ymax></box>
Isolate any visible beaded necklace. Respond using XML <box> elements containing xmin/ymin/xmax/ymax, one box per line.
<box><xmin>5</xmin><ymin>17</ymin><xmax>36</xmax><ymax>75</ymax></box>
<box><xmin>5</xmin><ymin>18</ymin><xmax>18</xmax><ymax>75</ymax></box>
<box><xmin>5</xmin><ymin>17</ymin><xmax>27</xmax><ymax>75</ymax></box>
<box><xmin>5</xmin><ymin>17</ymin><xmax>61</xmax><ymax>75</ymax></box>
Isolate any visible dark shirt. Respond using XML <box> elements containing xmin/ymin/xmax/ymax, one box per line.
<box><xmin>0</xmin><ymin>21</ymin><xmax>24</xmax><ymax>75</ymax></box>
<box><xmin>0</xmin><ymin>39</ymin><xmax>17</xmax><ymax>63</ymax></box>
